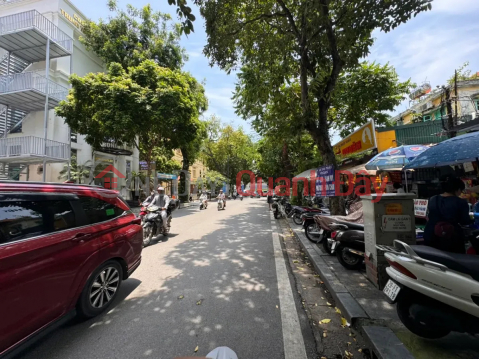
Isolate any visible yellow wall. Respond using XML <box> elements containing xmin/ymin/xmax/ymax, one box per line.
<box><xmin>376</xmin><ymin>129</ymin><xmax>396</xmax><ymax>152</ymax></box>
<box><xmin>172</xmin><ymin>149</ymin><xmax>208</xmax><ymax>182</ymax></box>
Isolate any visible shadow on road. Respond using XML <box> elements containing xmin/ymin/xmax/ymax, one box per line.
<box><xmin>16</xmin><ymin>200</ymin><xmax>290</xmax><ymax>359</ymax></box>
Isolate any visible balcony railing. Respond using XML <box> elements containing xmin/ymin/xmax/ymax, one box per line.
<box><xmin>0</xmin><ymin>136</ymin><xmax>69</xmax><ymax>160</ymax></box>
<box><xmin>0</xmin><ymin>10</ymin><xmax>73</xmax><ymax>52</ymax></box>
<box><xmin>0</xmin><ymin>72</ymin><xmax>69</xmax><ymax>102</ymax></box>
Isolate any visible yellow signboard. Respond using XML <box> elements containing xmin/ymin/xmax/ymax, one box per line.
<box><xmin>60</xmin><ymin>8</ymin><xmax>86</xmax><ymax>29</ymax></box>
<box><xmin>385</xmin><ymin>203</ymin><xmax>403</xmax><ymax>215</ymax></box>
<box><xmin>333</xmin><ymin>121</ymin><xmax>376</xmax><ymax>157</ymax></box>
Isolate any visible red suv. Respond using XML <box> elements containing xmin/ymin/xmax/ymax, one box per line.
<box><xmin>0</xmin><ymin>182</ymin><xmax>143</xmax><ymax>357</ymax></box>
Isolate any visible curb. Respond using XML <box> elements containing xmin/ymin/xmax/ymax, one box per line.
<box><xmin>286</xmin><ymin>218</ymin><xmax>414</xmax><ymax>359</ymax></box>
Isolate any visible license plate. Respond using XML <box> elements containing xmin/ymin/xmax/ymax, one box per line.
<box><xmin>383</xmin><ymin>280</ymin><xmax>401</xmax><ymax>301</ymax></box>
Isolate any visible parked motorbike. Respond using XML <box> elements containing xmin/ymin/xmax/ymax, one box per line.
<box><xmin>379</xmin><ymin>236</ymin><xmax>479</xmax><ymax>339</ymax></box>
<box><xmin>218</xmin><ymin>198</ymin><xmax>225</xmax><ymax>211</ymax></box>
<box><xmin>142</xmin><ymin>203</ymin><xmax>175</xmax><ymax>247</ymax></box>
<box><xmin>292</xmin><ymin>206</ymin><xmax>329</xmax><ymax>225</ymax></box>
<box><xmin>300</xmin><ymin>212</ymin><xmax>332</xmax><ymax>253</ymax></box>
<box><xmin>330</xmin><ymin>223</ymin><xmax>425</xmax><ymax>270</ymax></box>
<box><xmin>272</xmin><ymin>197</ymin><xmax>288</xmax><ymax>219</ymax></box>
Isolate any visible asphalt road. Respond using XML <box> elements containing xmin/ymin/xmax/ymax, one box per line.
<box><xmin>17</xmin><ymin>198</ymin><xmax>315</xmax><ymax>359</ymax></box>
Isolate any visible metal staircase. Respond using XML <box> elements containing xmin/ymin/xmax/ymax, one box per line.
<box><xmin>0</xmin><ymin>51</ymin><xmax>30</xmax><ymax>136</ymax></box>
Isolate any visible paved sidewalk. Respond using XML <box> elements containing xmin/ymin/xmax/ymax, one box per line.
<box><xmin>287</xmin><ymin>218</ymin><xmax>479</xmax><ymax>359</ymax></box>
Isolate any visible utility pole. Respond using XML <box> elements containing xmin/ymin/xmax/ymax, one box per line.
<box><xmin>455</xmin><ymin>70</ymin><xmax>458</xmax><ymax>127</ymax></box>
<box><xmin>443</xmin><ymin>85</ymin><xmax>456</xmax><ymax>139</ymax></box>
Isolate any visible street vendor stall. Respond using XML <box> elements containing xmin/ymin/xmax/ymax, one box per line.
<box><xmin>404</xmin><ymin>132</ymin><xmax>479</xmax><ymax>219</ymax></box>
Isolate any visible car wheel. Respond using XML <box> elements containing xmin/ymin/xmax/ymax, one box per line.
<box><xmin>336</xmin><ymin>245</ymin><xmax>363</xmax><ymax>270</ymax></box>
<box><xmin>143</xmin><ymin>226</ymin><xmax>154</xmax><ymax>247</ymax></box>
<box><xmin>396</xmin><ymin>294</ymin><xmax>450</xmax><ymax>339</ymax></box>
<box><xmin>77</xmin><ymin>261</ymin><xmax>123</xmax><ymax>318</ymax></box>
<box><xmin>293</xmin><ymin>213</ymin><xmax>303</xmax><ymax>225</ymax></box>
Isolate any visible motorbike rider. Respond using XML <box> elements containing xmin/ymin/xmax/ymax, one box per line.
<box><xmin>148</xmin><ymin>186</ymin><xmax>170</xmax><ymax>232</ymax></box>
<box><xmin>200</xmin><ymin>191</ymin><xmax>208</xmax><ymax>209</ymax></box>
<box><xmin>217</xmin><ymin>189</ymin><xmax>226</xmax><ymax>208</ymax></box>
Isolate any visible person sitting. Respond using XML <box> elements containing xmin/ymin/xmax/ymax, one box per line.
<box><xmin>148</xmin><ymin>186</ymin><xmax>170</xmax><ymax>232</ymax></box>
<box><xmin>424</xmin><ymin>175</ymin><xmax>471</xmax><ymax>253</ymax></box>
<box><xmin>393</xmin><ymin>182</ymin><xmax>405</xmax><ymax>193</ymax></box>
<box><xmin>199</xmin><ymin>191</ymin><xmax>208</xmax><ymax>209</ymax></box>
<box><xmin>217</xmin><ymin>189</ymin><xmax>226</xmax><ymax>208</ymax></box>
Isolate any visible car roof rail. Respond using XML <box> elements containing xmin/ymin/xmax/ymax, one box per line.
<box><xmin>0</xmin><ymin>180</ymin><xmax>105</xmax><ymax>189</ymax></box>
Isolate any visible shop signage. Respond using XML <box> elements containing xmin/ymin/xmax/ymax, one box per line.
<box><xmin>414</xmin><ymin>199</ymin><xmax>428</xmax><ymax>218</ymax></box>
<box><xmin>157</xmin><ymin>173</ymin><xmax>177</xmax><ymax>180</ymax></box>
<box><xmin>316</xmin><ymin>165</ymin><xmax>335</xmax><ymax>197</ymax></box>
<box><xmin>464</xmin><ymin>162</ymin><xmax>474</xmax><ymax>173</ymax></box>
<box><xmin>139</xmin><ymin>161</ymin><xmax>155</xmax><ymax>170</ymax></box>
<box><xmin>381</xmin><ymin>215</ymin><xmax>412</xmax><ymax>232</ymax></box>
<box><xmin>385</xmin><ymin>203</ymin><xmax>403</xmax><ymax>215</ymax></box>
<box><xmin>60</xmin><ymin>8</ymin><xmax>86</xmax><ymax>29</ymax></box>
<box><xmin>333</xmin><ymin>121</ymin><xmax>376</xmax><ymax>157</ymax></box>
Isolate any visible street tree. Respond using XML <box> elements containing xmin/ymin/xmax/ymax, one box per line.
<box><xmin>56</xmin><ymin>60</ymin><xmax>207</xmax><ymax>181</ymax></box>
<box><xmin>81</xmin><ymin>1</ymin><xmax>185</xmax><ymax>70</ymax></box>
<box><xmin>201</xmin><ymin>122</ymin><xmax>256</xmax><ymax>192</ymax></box>
<box><xmin>169</xmin><ymin>0</ymin><xmax>431</xmax><ymax>213</ymax></box>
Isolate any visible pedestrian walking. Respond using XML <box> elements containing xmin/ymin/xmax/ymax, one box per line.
<box><xmin>267</xmin><ymin>192</ymin><xmax>273</xmax><ymax>211</ymax></box>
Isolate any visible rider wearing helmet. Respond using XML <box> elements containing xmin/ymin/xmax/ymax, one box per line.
<box><xmin>217</xmin><ymin>189</ymin><xmax>226</xmax><ymax>208</ymax></box>
<box><xmin>148</xmin><ymin>186</ymin><xmax>170</xmax><ymax>232</ymax></box>
<box><xmin>200</xmin><ymin>190</ymin><xmax>208</xmax><ymax>209</ymax></box>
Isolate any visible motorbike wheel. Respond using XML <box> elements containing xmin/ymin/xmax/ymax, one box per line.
<box><xmin>396</xmin><ymin>294</ymin><xmax>451</xmax><ymax>339</ymax></box>
<box><xmin>143</xmin><ymin>226</ymin><xmax>154</xmax><ymax>247</ymax></box>
<box><xmin>322</xmin><ymin>238</ymin><xmax>333</xmax><ymax>255</ymax></box>
<box><xmin>336</xmin><ymin>245</ymin><xmax>363</xmax><ymax>270</ymax></box>
<box><xmin>305</xmin><ymin>224</ymin><xmax>321</xmax><ymax>243</ymax></box>
<box><xmin>274</xmin><ymin>211</ymin><xmax>281</xmax><ymax>219</ymax></box>
<box><xmin>293</xmin><ymin>213</ymin><xmax>303</xmax><ymax>226</ymax></box>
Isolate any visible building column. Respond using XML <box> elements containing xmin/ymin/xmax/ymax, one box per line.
<box><xmin>42</xmin><ymin>39</ymin><xmax>50</xmax><ymax>182</ymax></box>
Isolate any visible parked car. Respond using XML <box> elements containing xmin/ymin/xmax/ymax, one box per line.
<box><xmin>0</xmin><ymin>181</ymin><xmax>143</xmax><ymax>358</ymax></box>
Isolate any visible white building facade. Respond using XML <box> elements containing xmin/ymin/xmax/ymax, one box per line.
<box><xmin>0</xmin><ymin>0</ymin><xmax>140</xmax><ymax>199</ymax></box>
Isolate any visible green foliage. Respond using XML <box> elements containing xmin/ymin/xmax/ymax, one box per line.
<box><xmin>447</xmin><ymin>61</ymin><xmax>479</xmax><ymax>85</ymax></box>
<box><xmin>201</xmin><ymin>117</ymin><xmax>257</xmax><ymax>188</ymax></box>
<box><xmin>58</xmin><ymin>156</ymin><xmax>91</xmax><ymax>183</ymax></box>
<box><xmin>196</xmin><ymin>170</ymin><xmax>226</xmax><ymax>192</ymax></box>
<box><xmin>56</xmin><ymin>60</ymin><xmax>207</xmax><ymax>173</ymax></box>
<box><xmin>330</xmin><ymin>62</ymin><xmax>414</xmax><ymax>138</ymax></box>
<box><xmin>81</xmin><ymin>1</ymin><xmax>185</xmax><ymax>70</ymax></box>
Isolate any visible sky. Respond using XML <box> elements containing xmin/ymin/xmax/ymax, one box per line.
<box><xmin>76</xmin><ymin>0</ymin><xmax>479</xmax><ymax>141</ymax></box>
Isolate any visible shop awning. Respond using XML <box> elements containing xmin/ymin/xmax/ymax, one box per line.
<box><xmin>343</xmin><ymin>164</ymin><xmax>376</xmax><ymax>175</ymax></box>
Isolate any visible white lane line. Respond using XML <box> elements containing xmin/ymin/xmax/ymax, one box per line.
<box><xmin>271</xmin><ymin>216</ymin><xmax>307</xmax><ymax>359</ymax></box>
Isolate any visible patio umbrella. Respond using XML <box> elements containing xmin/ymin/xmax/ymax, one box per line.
<box><xmin>404</xmin><ymin>132</ymin><xmax>479</xmax><ymax>169</ymax></box>
<box><xmin>365</xmin><ymin>145</ymin><xmax>429</xmax><ymax>170</ymax></box>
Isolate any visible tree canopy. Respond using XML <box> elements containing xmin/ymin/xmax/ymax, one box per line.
<box><xmin>81</xmin><ymin>1</ymin><xmax>185</xmax><ymax>70</ymax></box>
<box><xmin>56</xmin><ymin>60</ymin><xmax>207</xmax><ymax>178</ymax></box>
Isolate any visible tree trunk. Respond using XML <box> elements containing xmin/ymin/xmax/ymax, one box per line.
<box><xmin>180</xmin><ymin>151</ymin><xmax>190</xmax><ymax>202</ymax></box>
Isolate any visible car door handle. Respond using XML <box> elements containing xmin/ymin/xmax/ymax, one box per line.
<box><xmin>71</xmin><ymin>232</ymin><xmax>92</xmax><ymax>242</ymax></box>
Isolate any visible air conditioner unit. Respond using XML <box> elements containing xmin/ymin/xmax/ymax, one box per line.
<box><xmin>426</xmin><ymin>101</ymin><xmax>433</xmax><ymax>109</ymax></box>
<box><xmin>420</xmin><ymin>103</ymin><xmax>428</xmax><ymax>112</ymax></box>
<box><xmin>7</xmin><ymin>144</ymin><xmax>22</xmax><ymax>156</ymax></box>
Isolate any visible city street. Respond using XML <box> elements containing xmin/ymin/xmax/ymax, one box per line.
<box><xmin>17</xmin><ymin>198</ymin><xmax>318</xmax><ymax>359</ymax></box>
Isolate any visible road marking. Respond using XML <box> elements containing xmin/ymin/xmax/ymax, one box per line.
<box><xmin>271</xmin><ymin>214</ymin><xmax>308</xmax><ymax>359</ymax></box>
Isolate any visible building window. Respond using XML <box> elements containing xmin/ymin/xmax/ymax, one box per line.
<box><xmin>423</xmin><ymin>115</ymin><xmax>432</xmax><ymax>122</ymax></box>
<box><xmin>474</xmin><ymin>99</ymin><xmax>479</xmax><ymax>112</ymax></box>
<box><xmin>71</xmin><ymin>132</ymin><xmax>78</xmax><ymax>143</ymax></box>
<box><xmin>434</xmin><ymin>109</ymin><xmax>442</xmax><ymax>121</ymax></box>
<box><xmin>193</xmin><ymin>169</ymin><xmax>197</xmax><ymax>178</ymax></box>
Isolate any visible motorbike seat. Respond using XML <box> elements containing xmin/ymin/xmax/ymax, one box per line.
<box><xmin>335</xmin><ymin>221</ymin><xmax>364</xmax><ymax>230</ymax></box>
<box><xmin>411</xmin><ymin>245</ymin><xmax>479</xmax><ymax>282</ymax></box>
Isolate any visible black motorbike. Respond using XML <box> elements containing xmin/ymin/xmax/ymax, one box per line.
<box><xmin>330</xmin><ymin>222</ymin><xmax>426</xmax><ymax>270</ymax></box>
<box><xmin>301</xmin><ymin>212</ymin><xmax>335</xmax><ymax>254</ymax></box>
<box><xmin>142</xmin><ymin>201</ymin><xmax>177</xmax><ymax>247</ymax></box>
<box><xmin>272</xmin><ymin>197</ymin><xmax>289</xmax><ymax>219</ymax></box>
